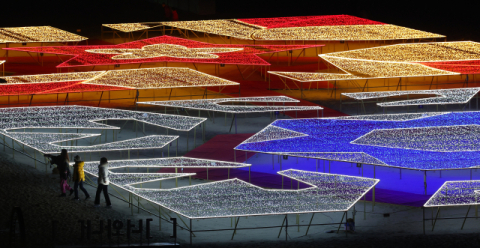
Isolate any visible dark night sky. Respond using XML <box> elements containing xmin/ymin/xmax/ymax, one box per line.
<box><xmin>2</xmin><ymin>0</ymin><xmax>479</xmax><ymax>41</ymax></box>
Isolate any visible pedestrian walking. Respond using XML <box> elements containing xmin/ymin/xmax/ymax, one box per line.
<box><xmin>94</xmin><ymin>157</ymin><xmax>111</xmax><ymax>208</ymax></box>
<box><xmin>72</xmin><ymin>155</ymin><xmax>90</xmax><ymax>200</ymax></box>
<box><xmin>45</xmin><ymin>149</ymin><xmax>73</xmax><ymax>197</ymax></box>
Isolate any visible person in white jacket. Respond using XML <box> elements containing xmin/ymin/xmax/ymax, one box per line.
<box><xmin>94</xmin><ymin>157</ymin><xmax>111</xmax><ymax>208</ymax></box>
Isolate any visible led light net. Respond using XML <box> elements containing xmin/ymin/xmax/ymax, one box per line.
<box><xmin>0</xmin><ymin>105</ymin><xmax>205</xmax><ymax>132</ymax></box>
<box><xmin>343</xmin><ymin>88</ymin><xmax>480</xmax><ymax>107</ymax></box>
<box><xmin>129</xmin><ymin>169</ymin><xmax>378</xmax><ymax>219</ymax></box>
<box><xmin>236</xmin><ymin>112</ymin><xmax>480</xmax><ymax>170</ymax></box>
<box><xmin>139</xmin><ymin>96</ymin><xmax>322</xmax><ymax>113</ymax></box>
<box><xmin>425</xmin><ymin>181</ymin><xmax>480</xmax><ymax>207</ymax></box>
<box><xmin>0</xmin><ymin>26</ymin><xmax>87</xmax><ymax>43</ymax></box>
<box><xmin>81</xmin><ymin>157</ymin><xmax>251</xmax><ymax>173</ymax></box>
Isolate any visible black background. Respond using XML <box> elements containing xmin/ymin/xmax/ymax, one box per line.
<box><xmin>1</xmin><ymin>0</ymin><xmax>479</xmax><ymax>41</ymax></box>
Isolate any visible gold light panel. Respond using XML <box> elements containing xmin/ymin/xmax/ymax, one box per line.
<box><xmin>0</xmin><ymin>26</ymin><xmax>87</xmax><ymax>43</ymax></box>
<box><xmin>0</xmin><ymin>71</ymin><xmax>102</xmax><ymax>84</ymax></box>
<box><xmin>321</xmin><ymin>56</ymin><xmax>458</xmax><ymax>78</ymax></box>
<box><xmin>163</xmin><ymin>20</ymin><xmax>261</xmax><ymax>39</ymax></box>
<box><xmin>269</xmin><ymin>71</ymin><xmax>362</xmax><ymax>81</ymax></box>
<box><xmin>83</xmin><ymin>67</ymin><xmax>239</xmax><ymax>89</ymax></box>
<box><xmin>329</xmin><ymin>42</ymin><xmax>480</xmax><ymax>62</ymax></box>
<box><xmin>103</xmin><ymin>23</ymin><xmax>158</xmax><ymax>32</ymax></box>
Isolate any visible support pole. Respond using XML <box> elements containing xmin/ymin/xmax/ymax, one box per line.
<box><xmin>231</xmin><ymin>217</ymin><xmax>240</xmax><ymax>240</ymax></box>
<box><xmin>461</xmin><ymin>205</ymin><xmax>472</xmax><ymax>230</ymax></box>
<box><xmin>336</xmin><ymin>212</ymin><xmax>346</xmax><ymax>233</ymax></box>
<box><xmin>190</xmin><ymin>219</ymin><xmax>192</xmax><ymax>246</ymax></box>
<box><xmin>305</xmin><ymin>213</ymin><xmax>315</xmax><ymax>235</ymax></box>
<box><xmin>424</xmin><ymin>171</ymin><xmax>427</xmax><ymax>195</ymax></box>
<box><xmin>432</xmin><ymin>207</ymin><xmax>441</xmax><ymax>231</ymax></box>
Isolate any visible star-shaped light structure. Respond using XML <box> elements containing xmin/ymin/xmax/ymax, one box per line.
<box><xmin>86</xmin><ymin>44</ymin><xmax>243</xmax><ymax>60</ymax></box>
<box><xmin>270</xmin><ymin>41</ymin><xmax>480</xmax><ymax>82</ymax></box>
<box><xmin>5</xmin><ymin>36</ymin><xmax>322</xmax><ymax>68</ymax></box>
<box><xmin>235</xmin><ymin>112</ymin><xmax>480</xmax><ymax>170</ymax></box>
<box><xmin>139</xmin><ymin>96</ymin><xmax>322</xmax><ymax>114</ymax></box>
<box><xmin>81</xmin><ymin>159</ymin><xmax>378</xmax><ymax>219</ymax></box>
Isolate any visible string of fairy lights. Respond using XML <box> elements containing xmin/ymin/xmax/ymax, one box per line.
<box><xmin>0</xmin><ymin>26</ymin><xmax>87</xmax><ymax>43</ymax></box>
<box><xmin>343</xmin><ymin>88</ymin><xmax>480</xmax><ymax>107</ymax></box>
<box><xmin>139</xmin><ymin>96</ymin><xmax>322</xmax><ymax>114</ymax></box>
<box><xmin>425</xmin><ymin>181</ymin><xmax>480</xmax><ymax>207</ymax></box>
<box><xmin>235</xmin><ymin>112</ymin><xmax>480</xmax><ymax>170</ymax></box>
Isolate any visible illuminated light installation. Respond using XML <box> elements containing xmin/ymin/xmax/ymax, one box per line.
<box><xmin>241</xmin><ymin>125</ymin><xmax>308</xmax><ymax>144</ymax></box>
<box><xmin>0</xmin><ymin>105</ymin><xmax>205</xmax><ymax>131</ymax></box>
<box><xmin>82</xmin><ymin>157</ymin><xmax>252</xmax><ymax>172</ymax></box>
<box><xmin>82</xmin><ymin>68</ymin><xmax>239</xmax><ymax>89</ymax></box>
<box><xmin>424</xmin><ymin>181</ymin><xmax>480</xmax><ymax>207</ymax></box>
<box><xmin>4</xmin><ymin>36</ymin><xmax>321</xmax><ymax>68</ymax></box>
<box><xmin>89</xmin><ymin>167</ymin><xmax>377</xmax><ymax>219</ymax></box>
<box><xmin>250</xmin><ymin>24</ymin><xmax>443</xmax><ymax>41</ymax></box>
<box><xmin>107</xmin><ymin>15</ymin><xmax>443</xmax><ymax>41</ymax></box>
<box><xmin>86</xmin><ymin>44</ymin><xmax>243</xmax><ymax>60</ymax></box>
<box><xmin>235</xmin><ymin>112</ymin><xmax>480</xmax><ymax>170</ymax></box>
<box><xmin>270</xmin><ymin>41</ymin><xmax>480</xmax><ymax>82</ymax></box>
<box><xmin>139</xmin><ymin>96</ymin><xmax>322</xmax><ymax>113</ymax></box>
<box><xmin>0</xmin><ymin>67</ymin><xmax>239</xmax><ymax>96</ymax></box>
<box><xmin>0</xmin><ymin>105</ymin><xmax>205</xmax><ymax>154</ymax></box>
<box><xmin>3</xmin><ymin>132</ymin><xmax>177</xmax><ymax>154</ymax></box>
<box><xmin>102</xmin><ymin>23</ymin><xmax>160</xmax><ymax>33</ymax></box>
<box><xmin>0</xmin><ymin>26</ymin><xmax>87</xmax><ymax>43</ymax></box>
<box><xmin>342</xmin><ymin>88</ymin><xmax>480</xmax><ymax>107</ymax></box>
<box><xmin>0</xmin><ymin>71</ymin><xmax>103</xmax><ymax>84</ymax></box>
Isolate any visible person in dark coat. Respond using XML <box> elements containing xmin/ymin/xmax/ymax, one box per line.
<box><xmin>94</xmin><ymin>157</ymin><xmax>111</xmax><ymax>208</ymax></box>
<box><xmin>162</xmin><ymin>3</ymin><xmax>172</xmax><ymax>21</ymax></box>
<box><xmin>45</xmin><ymin>149</ymin><xmax>73</xmax><ymax>197</ymax></box>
